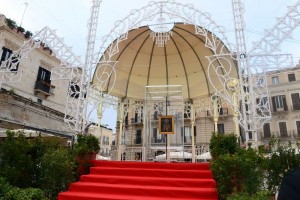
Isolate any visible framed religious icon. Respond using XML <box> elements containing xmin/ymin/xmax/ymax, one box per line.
<box><xmin>159</xmin><ymin>115</ymin><xmax>174</xmax><ymax>134</ymax></box>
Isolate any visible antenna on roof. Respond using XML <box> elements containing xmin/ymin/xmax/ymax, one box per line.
<box><xmin>20</xmin><ymin>1</ymin><xmax>28</xmax><ymax>27</ymax></box>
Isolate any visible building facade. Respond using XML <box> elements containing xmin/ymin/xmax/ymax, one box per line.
<box><xmin>259</xmin><ymin>65</ymin><xmax>300</xmax><ymax>143</ymax></box>
<box><xmin>0</xmin><ymin>15</ymin><xmax>73</xmax><ymax>138</ymax></box>
<box><xmin>88</xmin><ymin>125</ymin><xmax>113</xmax><ymax>158</ymax></box>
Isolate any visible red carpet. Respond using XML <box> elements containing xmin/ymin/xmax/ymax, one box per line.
<box><xmin>58</xmin><ymin>161</ymin><xmax>218</xmax><ymax>200</ymax></box>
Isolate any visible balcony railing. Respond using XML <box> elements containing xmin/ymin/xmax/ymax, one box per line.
<box><xmin>206</xmin><ymin>108</ymin><xmax>228</xmax><ymax>117</ymax></box>
<box><xmin>34</xmin><ymin>81</ymin><xmax>54</xmax><ymax>96</ymax></box>
<box><xmin>131</xmin><ymin>117</ymin><xmax>143</xmax><ymax>124</ymax></box>
<box><xmin>261</xmin><ymin>130</ymin><xmax>300</xmax><ymax>140</ymax></box>
<box><xmin>134</xmin><ymin>138</ymin><xmax>142</xmax><ymax>145</ymax></box>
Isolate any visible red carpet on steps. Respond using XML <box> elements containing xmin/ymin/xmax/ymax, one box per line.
<box><xmin>58</xmin><ymin>161</ymin><xmax>218</xmax><ymax>200</ymax></box>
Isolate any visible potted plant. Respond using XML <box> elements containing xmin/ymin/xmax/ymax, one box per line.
<box><xmin>74</xmin><ymin>134</ymin><xmax>100</xmax><ymax>159</ymax></box>
<box><xmin>5</xmin><ymin>18</ymin><xmax>17</xmax><ymax>29</ymax></box>
<box><xmin>24</xmin><ymin>31</ymin><xmax>32</xmax><ymax>39</ymax></box>
<box><xmin>73</xmin><ymin>134</ymin><xmax>100</xmax><ymax>175</ymax></box>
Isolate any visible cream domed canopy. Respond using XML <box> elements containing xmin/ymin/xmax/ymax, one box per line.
<box><xmin>92</xmin><ymin>23</ymin><xmax>238</xmax><ymax>100</ymax></box>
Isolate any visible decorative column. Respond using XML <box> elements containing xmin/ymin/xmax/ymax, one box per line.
<box><xmin>142</xmin><ymin>104</ymin><xmax>147</xmax><ymax>162</ymax></box>
<box><xmin>213</xmin><ymin>96</ymin><xmax>219</xmax><ymax>133</ymax></box>
<box><xmin>190</xmin><ymin>104</ymin><xmax>196</xmax><ymax>163</ymax></box>
<box><xmin>233</xmin><ymin>91</ymin><xmax>240</xmax><ymax>139</ymax></box>
<box><xmin>97</xmin><ymin>97</ymin><xmax>103</xmax><ymax>129</ymax></box>
<box><xmin>117</xmin><ymin>101</ymin><xmax>124</xmax><ymax>161</ymax></box>
<box><xmin>97</xmin><ymin>99</ymin><xmax>103</xmax><ymax>154</ymax></box>
<box><xmin>228</xmin><ymin>79</ymin><xmax>240</xmax><ymax>139</ymax></box>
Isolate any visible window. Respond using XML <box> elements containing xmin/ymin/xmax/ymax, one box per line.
<box><xmin>184</xmin><ymin>105</ymin><xmax>191</xmax><ymax>119</ymax></box>
<box><xmin>257</xmin><ymin>77</ymin><xmax>265</xmax><ymax>86</ymax></box>
<box><xmin>263</xmin><ymin>123</ymin><xmax>271</xmax><ymax>138</ymax></box>
<box><xmin>256</xmin><ymin>97</ymin><xmax>268</xmax><ymax>107</ymax></box>
<box><xmin>272</xmin><ymin>76</ymin><xmax>279</xmax><ymax>84</ymax></box>
<box><xmin>297</xmin><ymin>121</ymin><xmax>300</xmax><ymax>136</ymax></box>
<box><xmin>153</xmin><ymin>128</ymin><xmax>164</xmax><ymax>143</ymax></box>
<box><xmin>35</xmin><ymin>67</ymin><xmax>51</xmax><ymax>93</ymax></box>
<box><xmin>288</xmin><ymin>73</ymin><xmax>296</xmax><ymax>82</ymax></box>
<box><xmin>0</xmin><ymin>47</ymin><xmax>19</xmax><ymax>71</ymax></box>
<box><xmin>135</xmin><ymin>130</ymin><xmax>142</xmax><ymax>144</ymax></box>
<box><xmin>291</xmin><ymin>93</ymin><xmax>300</xmax><ymax>111</ymax></box>
<box><xmin>124</xmin><ymin>115</ymin><xmax>128</xmax><ymax>126</ymax></box>
<box><xmin>256</xmin><ymin>97</ymin><xmax>269</xmax><ymax>113</ymax></box>
<box><xmin>153</xmin><ymin>128</ymin><xmax>167</xmax><ymax>143</ymax></box>
<box><xmin>37</xmin><ymin>98</ymin><xmax>43</xmax><ymax>105</ymax></box>
<box><xmin>134</xmin><ymin>107</ymin><xmax>143</xmax><ymax>123</ymax></box>
<box><xmin>271</xmin><ymin>95</ymin><xmax>287</xmax><ymax>111</ymax></box>
<box><xmin>217</xmin><ymin>124</ymin><xmax>225</xmax><ymax>134</ymax></box>
<box><xmin>154</xmin><ymin>111</ymin><xmax>158</xmax><ymax>120</ymax></box>
<box><xmin>279</xmin><ymin>122</ymin><xmax>288</xmax><ymax>137</ymax></box>
<box><xmin>184</xmin><ymin>126</ymin><xmax>192</xmax><ymax>143</ymax></box>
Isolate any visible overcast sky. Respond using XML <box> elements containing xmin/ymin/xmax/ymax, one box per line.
<box><xmin>1</xmin><ymin>0</ymin><xmax>300</xmax><ymax>131</ymax></box>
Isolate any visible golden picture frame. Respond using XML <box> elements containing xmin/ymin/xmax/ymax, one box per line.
<box><xmin>158</xmin><ymin>115</ymin><xmax>174</xmax><ymax>134</ymax></box>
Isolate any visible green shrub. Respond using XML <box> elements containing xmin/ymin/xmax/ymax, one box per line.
<box><xmin>5</xmin><ymin>18</ymin><xmax>17</xmax><ymax>29</ymax></box>
<box><xmin>264</xmin><ymin>138</ymin><xmax>300</xmax><ymax>193</ymax></box>
<box><xmin>0</xmin><ymin>131</ymin><xmax>34</xmax><ymax>187</ymax></box>
<box><xmin>39</xmin><ymin>148</ymin><xmax>75</xmax><ymax>199</ymax></box>
<box><xmin>17</xmin><ymin>26</ymin><xmax>25</xmax><ymax>33</ymax></box>
<box><xmin>0</xmin><ymin>177</ymin><xmax>46</xmax><ymax>200</ymax></box>
<box><xmin>25</xmin><ymin>30</ymin><xmax>33</xmax><ymax>39</ymax></box>
<box><xmin>74</xmin><ymin>134</ymin><xmax>100</xmax><ymax>155</ymax></box>
<box><xmin>209</xmin><ymin>133</ymin><xmax>239</xmax><ymax>159</ymax></box>
<box><xmin>227</xmin><ymin>190</ymin><xmax>272</xmax><ymax>200</ymax></box>
<box><xmin>0</xmin><ymin>130</ymin><xmax>77</xmax><ymax>199</ymax></box>
<box><xmin>211</xmin><ymin>149</ymin><xmax>265</xmax><ymax>200</ymax></box>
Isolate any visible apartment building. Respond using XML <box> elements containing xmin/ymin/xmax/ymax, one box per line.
<box><xmin>88</xmin><ymin>124</ymin><xmax>113</xmax><ymax>158</ymax></box>
<box><xmin>0</xmin><ymin>15</ymin><xmax>73</xmax><ymax>138</ymax></box>
<box><xmin>259</xmin><ymin>65</ymin><xmax>300</xmax><ymax>142</ymax></box>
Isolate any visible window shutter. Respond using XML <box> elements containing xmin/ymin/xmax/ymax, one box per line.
<box><xmin>256</xmin><ymin>98</ymin><xmax>260</xmax><ymax>105</ymax></box>
<box><xmin>296</xmin><ymin>121</ymin><xmax>300</xmax><ymax>136</ymax></box>
<box><xmin>279</xmin><ymin>122</ymin><xmax>287</xmax><ymax>137</ymax></box>
<box><xmin>288</xmin><ymin>73</ymin><xmax>296</xmax><ymax>82</ymax></box>
<box><xmin>153</xmin><ymin>128</ymin><xmax>157</xmax><ymax>142</ymax></box>
<box><xmin>263</xmin><ymin>123</ymin><xmax>271</xmax><ymax>138</ymax></box>
<box><xmin>272</xmin><ymin>97</ymin><xmax>277</xmax><ymax>112</ymax></box>
<box><xmin>282</xmin><ymin>96</ymin><xmax>288</xmax><ymax>111</ymax></box>
<box><xmin>194</xmin><ymin>126</ymin><xmax>197</xmax><ymax>137</ymax></box>
<box><xmin>45</xmin><ymin>70</ymin><xmax>51</xmax><ymax>84</ymax></box>
<box><xmin>291</xmin><ymin>93</ymin><xmax>300</xmax><ymax>110</ymax></box>
<box><xmin>125</xmin><ymin>115</ymin><xmax>128</xmax><ymax>125</ymax></box>
<box><xmin>37</xmin><ymin>67</ymin><xmax>43</xmax><ymax>81</ymax></box>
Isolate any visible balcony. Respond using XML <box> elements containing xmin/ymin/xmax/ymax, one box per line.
<box><xmin>151</xmin><ymin>137</ymin><xmax>165</xmax><ymax>144</ymax></box>
<box><xmin>153</xmin><ymin>113</ymin><xmax>162</xmax><ymax>120</ymax></box>
<box><xmin>134</xmin><ymin>138</ymin><xmax>142</xmax><ymax>145</ymax></box>
<box><xmin>261</xmin><ymin>130</ymin><xmax>300</xmax><ymax>140</ymax></box>
<box><xmin>206</xmin><ymin>108</ymin><xmax>228</xmax><ymax>118</ymax></box>
<box><xmin>131</xmin><ymin>117</ymin><xmax>143</xmax><ymax>125</ymax></box>
<box><xmin>34</xmin><ymin>81</ymin><xmax>54</xmax><ymax>96</ymax></box>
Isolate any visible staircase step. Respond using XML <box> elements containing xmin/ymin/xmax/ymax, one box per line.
<box><xmin>91</xmin><ymin>160</ymin><xmax>211</xmax><ymax>170</ymax></box>
<box><xmin>68</xmin><ymin>182</ymin><xmax>218</xmax><ymax>199</ymax></box>
<box><xmin>80</xmin><ymin>174</ymin><xmax>216</xmax><ymax>188</ymax></box>
<box><xmin>58</xmin><ymin>191</ymin><xmax>216</xmax><ymax>200</ymax></box>
<box><xmin>90</xmin><ymin>167</ymin><xmax>213</xmax><ymax>179</ymax></box>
